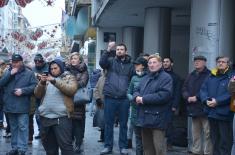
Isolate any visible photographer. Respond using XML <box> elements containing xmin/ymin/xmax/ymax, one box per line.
<box><xmin>34</xmin><ymin>59</ymin><xmax>77</xmax><ymax>155</ymax></box>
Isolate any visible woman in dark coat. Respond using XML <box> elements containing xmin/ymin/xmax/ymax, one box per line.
<box><xmin>66</xmin><ymin>52</ymin><xmax>89</xmax><ymax>153</ymax></box>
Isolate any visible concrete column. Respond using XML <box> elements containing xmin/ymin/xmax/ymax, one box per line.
<box><xmin>189</xmin><ymin>0</ymin><xmax>235</xmax><ymax>71</ymax></box>
<box><xmin>123</xmin><ymin>27</ymin><xmax>143</xmax><ymax>59</ymax></box>
<box><xmin>143</xmin><ymin>7</ymin><xmax>171</xmax><ymax>58</ymax></box>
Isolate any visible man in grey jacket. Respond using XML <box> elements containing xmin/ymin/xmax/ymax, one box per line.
<box><xmin>0</xmin><ymin>54</ymin><xmax>37</xmax><ymax>155</ymax></box>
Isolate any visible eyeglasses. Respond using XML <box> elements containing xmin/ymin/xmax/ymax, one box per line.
<box><xmin>217</xmin><ymin>60</ymin><xmax>228</xmax><ymax>64</ymax></box>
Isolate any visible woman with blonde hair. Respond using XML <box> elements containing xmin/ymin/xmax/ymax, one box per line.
<box><xmin>66</xmin><ymin>52</ymin><xmax>89</xmax><ymax>153</ymax></box>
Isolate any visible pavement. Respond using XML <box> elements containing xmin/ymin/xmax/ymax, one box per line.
<box><xmin>0</xmin><ymin>111</ymin><xmax>188</xmax><ymax>155</ymax></box>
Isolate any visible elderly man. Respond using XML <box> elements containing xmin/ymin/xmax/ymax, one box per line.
<box><xmin>134</xmin><ymin>54</ymin><xmax>173</xmax><ymax>155</ymax></box>
<box><xmin>200</xmin><ymin>56</ymin><xmax>234</xmax><ymax>155</ymax></box>
<box><xmin>0</xmin><ymin>54</ymin><xmax>37</xmax><ymax>155</ymax></box>
<box><xmin>182</xmin><ymin>56</ymin><xmax>212</xmax><ymax>155</ymax></box>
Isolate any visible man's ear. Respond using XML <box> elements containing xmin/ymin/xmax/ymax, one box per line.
<box><xmin>171</xmin><ymin>63</ymin><xmax>174</xmax><ymax>67</ymax></box>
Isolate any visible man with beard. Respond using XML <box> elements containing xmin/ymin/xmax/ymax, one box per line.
<box><xmin>162</xmin><ymin>57</ymin><xmax>181</xmax><ymax>150</ymax></box>
<box><xmin>99</xmin><ymin>43</ymin><xmax>133</xmax><ymax>155</ymax></box>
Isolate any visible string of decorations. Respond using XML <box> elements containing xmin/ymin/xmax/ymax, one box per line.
<box><xmin>0</xmin><ymin>23</ymin><xmax>62</xmax><ymax>51</ymax></box>
<box><xmin>0</xmin><ymin>0</ymin><xmax>56</xmax><ymax>8</ymax></box>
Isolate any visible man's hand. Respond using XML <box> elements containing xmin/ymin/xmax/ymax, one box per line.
<box><xmin>187</xmin><ymin>96</ymin><xmax>197</xmax><ymax>103</ymax></box>
<box><xmin>172</xmin><ymin>107</ymin><xmax>177</xmax><ymax>112</ymax></box>
<box><xmin>107</xmin><ymin>41</ymin><xmax>116</xmax><ymax>52</ymax></box>
<box><xmin>207</xmin><ymin>98</ymin><xmax>217</xmax><ymax>107</ymax></box>
<box><xmin>136</xmin><ymin>96</ymin><xmax>143</xmax><ymax>104</ymax></box>
<box><xmin>14</xmin><ymin>88</ymin><xmax>22</xmax><ymax>96</ymax></box>
<box><xmin>11</xmin><ymin>68</ymin><xmax>18</xmax><ymax>75</ymax></box>
<box><xmin>40</xmin><ymin>74</ymin><xmax>48</xmax><ymax>82</ymax></box>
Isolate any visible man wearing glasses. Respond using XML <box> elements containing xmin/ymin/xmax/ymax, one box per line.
<box><xmin>200</xmin><ymin>56</ymin><xmax>234</xmax><ymax>155</ymax></box>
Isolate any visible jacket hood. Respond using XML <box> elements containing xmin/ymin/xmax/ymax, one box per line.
<box><xmin>49</xmin><ymin>59</ymin><xmax>65</xmax><ymax>77</ymax></box>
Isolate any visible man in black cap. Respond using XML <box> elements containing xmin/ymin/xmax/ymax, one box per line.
<box><xmin>182</xmin><ymin>55</ymin><xmax>212</xmax><ymax>155</ymax></box>
<box><xmin>0</xmin><ymin>54</ymin><xmax>37</xmax><ymax>155</ymax></box>
<box><xmin>32</xmin><ymin>53</ymin><xmax>48</xmax><ymax>139</ymax></box>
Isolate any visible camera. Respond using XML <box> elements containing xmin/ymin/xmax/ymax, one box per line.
<box><xmin>207</xmin><ymin>98</ymin><xmax>212</xmax><ymax>101</ymax></box>
<box><xmin>42</xmin><ymin>71</ymin><xmax>49</xmax><ymax>76</ymax></box>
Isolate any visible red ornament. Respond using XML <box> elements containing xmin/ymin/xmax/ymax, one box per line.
<box><xmin>18</xmin><ymin>34</ymin><xmax>26</xmax><ymax>42</ymax></box>
<box><xmin>11</xmin><ymin>31</ymin><xmax>20</xmax><ymax>40</ymax></box>
<box><xmin>0</xmin><ymin>0</ymin><xmax>9</xmax><ymax>8</ymax></box>
<box><xmin>15</xmin><ymin>0</ymin><xmax>27</xmax><ymax>7</ymax></box>
<box><xmin>25</xmin><ymin>0</ymin><xmax>33</xmax><ymax>3</ymax></box>
<box><xmin>35</xmin><ymin>28</ymin><xmax>43</xmax><ymax>38</ymax></box>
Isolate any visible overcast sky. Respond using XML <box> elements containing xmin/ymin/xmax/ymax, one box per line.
<box><xmin>22</xmin><ymin>0</ymin><xmax>65</xmax><ymax>27</ymax></box>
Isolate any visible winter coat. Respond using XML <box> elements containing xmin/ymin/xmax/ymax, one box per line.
<box><xmin>66</xmin><ymin>62</ymin><xmax>89</xmax><ymax>120</ymax></box>
<box><xmin>99</xmin><ymin>51</ymin><xmax>133</xmax><ymax>99</ymax></box>
<box><xmin>133</xmin><ymin>69</ymin><xmax>173</xmax><ymax>129</ymax></box>
<box><xmin>200</xmin><ymin>68</ymin><xmax>234</xmax><ymax>121</ymax></box>
<box><xmin>165</xmin><ymin>70</ymin><xmax>181</xmax><ymax>109</ymax></box>
<box><xmin>94</xmin><ymin>72</ymin><xmax>106</xmax><ymax>103</ymax></box>
<box><xmin>127</xmin><ymin>73</ymin><xmax>146</xmax><ymax>125</ymax></box>
<box><xmin>182</xmin><ymin>68</ymin><xmax>210</xmax><ymax>117</ymax></box>
<box><xmin>90</xmin><ymin>69</ymin><xmax>101</xmax><ymax>88</ymax></box>
<box><xmin>34</xmin><ymin>71</ymin><xmax>77</xmax><ymax>117</ymax></box>
<box><xmin>0</xmin><ymin>66</ymin><xmax>37</xmax><ymax>113</ymax></box>
<box><xmin>32</xmin><ymin>63</ymin><xmax>49</xmax><ymax>74</ymax></box>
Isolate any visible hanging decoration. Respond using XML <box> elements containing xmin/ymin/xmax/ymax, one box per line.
<box><xmin>15</xmin><ymin>0</ymin><xmax>33</xmax><ymax>7</ymax></box>
<box><xmin>25</xmin><ymin>41</ymin><xmax>35</xmax><ymax>50</ymax></box>
<box><xmin>0</xmin><ymin>0</ymin><xmax>9</xmax><ymax>8</ymax></box>
<box><xmin>37</xmin><ymin>41</ymin><xmax>47</xmax><ymax>50</ymax></box>
<box><xmin>30</xmin><ymin>28</ymin><xmax>43</xmax><ymax>41</ymax></box>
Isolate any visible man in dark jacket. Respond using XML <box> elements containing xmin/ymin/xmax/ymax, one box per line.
<box><xmin>134</xmin><ymin>54</ymin><xmax>172</xmax><ymax>155</ymax></box>
<box><xmin>99</xmin><ymin>43</ymin><xmax>133</xmax><ymax>155</ymax></box>
<box><xmin>200</xmin><ymin>56</ymin><xmax>234</xmax><ymax>155</ymax></box>
<box><xmin>163</xmin><ymin>57</ymin><xmax>181</xmax><ymax>150</ymax></box>
<box><xmin>0</xmin><ymin>54</ymin><xmax>37</xmax><ymax>155</ymax></box>
<box><xmin>182</xmin><ymin>55</ymin><xmax>212</xmax><ymax>155</ymax></box>
<box><xmin>32</xmin><ymin>53</ymin><xmax>49</xmax><ymax>139</ymax></box>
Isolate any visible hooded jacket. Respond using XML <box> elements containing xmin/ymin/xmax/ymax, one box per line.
<box><xmin>34</xmin><ymin>59</ymin><xmax>77</xmax><ymax>117</ymax></box>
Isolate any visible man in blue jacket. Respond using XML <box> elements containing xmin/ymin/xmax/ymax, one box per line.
<box><xmin>0</xmin><ymin>54</ymin><xmax>37</xmax><ymax>155</ymax></box>
<box><xmin>134</xmin><ymin>54</ymin><xmax>173</xmax><ymax>155</ymax></box>
<box><xmin>200</xmin><ymin>56</ymin><xmax>234</xmax><ymax>155</ymax></box>
<box><xmin>99</xmin><ymin>43</ymin><xmax>133</xmax><ymax>155</ymax></box>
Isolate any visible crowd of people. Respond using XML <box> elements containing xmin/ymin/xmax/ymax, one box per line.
<box><xmin>0</xmin><ymin>41</ymin><xmax>234</xmax><ymax>155</ymax></box>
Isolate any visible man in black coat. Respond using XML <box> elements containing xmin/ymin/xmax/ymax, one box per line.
<box><xmin>163</xmin><ymin>57</ymin><xmax>181</xmax><ymax>150</ymax></box>
<box><xmin>182</xmin><ymin>55</ymin><xmax>212</xmax><ymax>155</ymax></box>
<box><xmin>99</xmin><ymin>43</ymin><xmax>133</xmax><ymax>155</ymax></box>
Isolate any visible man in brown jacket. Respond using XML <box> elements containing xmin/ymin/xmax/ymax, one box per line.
<box><xmin>34</xmin><ymin>59</ymin><xmax>77</xmax><ymax>155</ymax></box>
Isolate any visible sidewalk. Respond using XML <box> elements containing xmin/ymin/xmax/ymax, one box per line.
<box><xmin>0</xmin><ymin>112</ymin><xmax>187</xmax><ymax>155</ymax></box>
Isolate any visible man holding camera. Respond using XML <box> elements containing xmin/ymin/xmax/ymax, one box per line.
<box><xmin>34</xmin><ymin>59</ymin><xmax>77</xmax><ymax>155</ymax></box>
<box><xmin>182</xmin><ymin>56</ymin><xmax>212</xmax><ymax>155</ymax></box>
<box><xmin>0</xmin><ymin>54</ymin><xmax>37</xmax><ymax>155</ymax></box>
